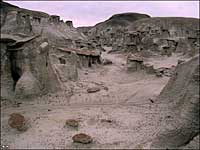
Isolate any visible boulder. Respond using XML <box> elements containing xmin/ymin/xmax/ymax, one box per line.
<box><xmin>155</xmin><ymin>71</ymin><xmax>163</xmax><ymax>77</ymax></box>
<box><xmin>127</xmin><ymin>56</ymin><xmax>143</xmax><ymax>72</ymax></box>
<box><xmin>102</xmin><ymin>59</ymin><xmax>112</xmax><ymax>65</ymax></box>
<box><xmin>72</xmin><ymin>133</ymin><xmax>93</xmax><ymax>144</ymax></box>
<box><xmin>87</xmin><ymin>87</ymin><xmax>101</xmax><ymax>93</ymax></box>
<box><xmin>178</xmin><ymin>59</ymin><xmax>185</xmax><ymax>64</ymax></box>
<box><xmin>8</xmin><ymin>113</ymin><xmax>27</xmax><ymax>131</ymax></box>
<box><xmin>144</xmin><ymin>64</ymin><xmax>155</xmax><ymax>74</ymax></box>
<box><xmin>65</xmin><ymin>119</ymin><xmax>79</xmax><ymax>128</ymax></box>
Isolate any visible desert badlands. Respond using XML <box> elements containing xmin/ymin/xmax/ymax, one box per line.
<box><xmin>0</xmin><ymin>1</ymin><xmax>199</xmax><ymax>149</ymax></box>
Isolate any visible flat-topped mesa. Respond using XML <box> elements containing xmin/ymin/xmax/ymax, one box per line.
<box><xmin>108</xmin><ymin>12</ymin><xmax>150</xmax><ymax>23</ymax></box>
<box><xmin>65</xmin><ymin>20</ymin><xmax>73</xmax><ymax>28</ymax></box>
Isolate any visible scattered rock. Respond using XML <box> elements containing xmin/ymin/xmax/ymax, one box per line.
<box><xmin>8</xmin><ymin>113</ymin><xmax>27</xmax><ymax>131</ymax></box>
<box><xmin>72</xmin><ymin>133</ymin><xmax>93</xmax><ymax>144</ymax></box>
<box><xmin>127</xmin><ymin>55</ymin><xmax>143</xmax><ymax>72</ymax></box>
<box><xmin>102</xmin><ymin>59</ymin><xmax>112</xmax><ymax>65</ymax></box>
<box><xmin>65</xmin><ymin>119</ymin><xmax>79</xmax><ymax>128</ymax></box>
<box><xmin>103</xmin><ymin>86</ymin><xmax>109</xmax><ymax>91</ymax></box>
<box><xmin>100</xmin><ymin>119</ymin><xmax>112</xmax><ymax>123</ymax></box>
<box><xmin>87</xmin><ymin>87</ymin><xmax>101</xmax><ymax>93</ymax></box>
<box><xmin>144</xmin><ymin>64</ymin><xmax>155</xmax><ymax>74</ymax></box>
<box><xmin>155</xmin><ymin>67</ymin><xmax>173</xmax><ymax>77</ymax></box>
<box><xmin>193</xmin><ymin>73</ymin><xmax>199</xmax><ymax>82</ymax></box>
<box><xmin>156</xmin><ymin>72</ymin><xmax>163</xmax><ymax>77</ymax></box>
<box><xmin>164</xmin><ymin>72</ymin><xmax>171</xmax><ymax>77</ymax></box>
<box><xmin>107</xmin><ymin>49</ymin><xmax>120</xmax><ymax>54</ymax></box>
<box><xmin>13</xmin><ymin>102</ymin><xmax>22</xmax><ymax>107</ymax></box>
<box><xmin>178</xmin><ymin>59</ymin><xmax>185</xmax><ymax>64</ymax></box>
<box><xmin>149</xmin><ymin>98</ymin><xmax>154</xmax><ymax>103</ymax></box>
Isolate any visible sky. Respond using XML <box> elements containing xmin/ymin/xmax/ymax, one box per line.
<box><xmin>5</xmin><ymin>1</ymin><xmax>200</xmax><ymax>27</ymax></box>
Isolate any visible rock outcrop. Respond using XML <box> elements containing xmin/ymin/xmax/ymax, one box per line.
<box><xmin>80</xmin><ymin>14</ymin><xmax>199</xmax><ymax>57</ymax></box>
<box><xmin>0</xmin><ymin>34</ymin><xmax>61</xmax><ymax>100</ymax></box>
<box><xmin>83</xmin><ymin>13</ymin><xmax>150</xmax><ymax>48</ymax></box>
<box><xmin>0</xmin><ymin>1</ymin><xmax>101</xmax><ymax>100</ymax></box>
<box><xmin>150</xmin><ymin>55</ymin><xmax>199</xmax><ymax>149</ymax></box>
<box><xmin>65</xmin><ymin>20</ymin><xmax>74</xmax><ymax>28</ymax></box>
<box><xmin>125</xmin><ymin>17</ymin><xmax>200</xmax><ymax>57</ymax></box>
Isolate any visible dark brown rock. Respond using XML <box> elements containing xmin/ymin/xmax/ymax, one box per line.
<box><xmin>178</xmin><ymin>59</ymin><xmax>185</xmax><ymax>64</ymax></box>
<box><xmin>8</xmin><ymin>113</ymin><xmax>27</xmax><ymax>131</ymax></box>
<box><xmin>155</xmin><ymin>72</ymin><xmax>163</xmax><ymax>77</ymax></box>
<box><xmin>72</xmin><ymin>133</ymin><xmax>93</xmax><ymax>144</ymax></box>
<box><xmin>100</xmin><ymin>119</ymin><xmax>112</xmax><ymax>123</ymax></box>
<box><xmin>102</xmin><ymin>59</ymin><xmax>112</xmax><ymax>65</ymax></box>
<box><xmin>65</xmin><ymin>119</ymin><xmax>79</xmax><ymax>128</ymax></box>
<box><xmin>87</xmin><ymin>87</ymin><xmax>101</xmax><ymax>93</ymax></box>
<box><xmin>65</xmin><ymin>20</ymin><xmax>73</xmax><ymax>28</ymax></box>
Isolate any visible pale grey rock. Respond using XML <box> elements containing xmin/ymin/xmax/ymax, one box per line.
<box><xmin>54</xmin><ymin>64</ymin><xmax>78</xmax><ymax>82</ymax></box>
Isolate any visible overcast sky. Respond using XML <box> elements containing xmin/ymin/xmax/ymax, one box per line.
<box><xmin>5</xmin><ymin>1</ymin><xmax>199</xmax><ymax>27</ymax></box>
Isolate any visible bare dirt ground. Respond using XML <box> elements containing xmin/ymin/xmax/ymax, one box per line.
<box><xmin>1</xmin><ymin>50</ymin><xmax>177</xmax><ymax>149</ymax></box>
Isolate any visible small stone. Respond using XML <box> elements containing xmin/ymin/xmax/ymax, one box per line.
<box><xmin>87</xmin><ymin>87</ymin><xmax>101</xmax><ymax>93</ymax></box>
<box><xmin>16</xmin><ymin>102</ymin><xmax>21</xmax><ymax>107</ymax></box>
<box><xmin>178</xmin><ymin>59</ymin><xmax>185</xmax><ymax>64</ymax></box>
<box><xmin>193</xmin><ymin>73</ymin><xmax>199</xmax><ymax>82</ymax></box>
<box><xmin>8</xmin><ymin>113</ymin><xmax>27</xmax><ymax>131</ymax></box>
<box><xmin>145</xmin><ymin>64</ymin><xmax>155</xmax><ymax>74</ymax></box>
<box><xmin>102</xmin><ymin>59</ymin><xmax>112</xmax><ymax>65</ymax></box>
<box><xmin>156</xmin><ymin>72</ymin><xmax>163</xmax><ymax>77</ymax></box>
<box><xmin>65</xmin><ymin>119</ymin><xmax>79</xmax><ymax>128</ymax></box>
<box><xmin>100</xmin><ymin>119</ymin><xmax>112</xmax><ymax>123</ymax></box>
<box><xmin>164</xmin><ymin>73</ymin><xmax>171</xmax><ymax>77</ymax></box>
<box><xmin>103</xmin><ymin>86</ymin><xmax>109</xmax><ymax>91</ymax></box>
<box><xmin>149</xmin><ymin>98</ymin><xmax>154</xmax><ymax>103</ymax></box>
<box><xmin>72</xmin><ymin>133</ymin><xmax>93</xmax><ymax>144</ymax></box>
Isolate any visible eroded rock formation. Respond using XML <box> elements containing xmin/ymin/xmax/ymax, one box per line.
<box><xmin>125</xmin><ymin>17</ymin><xmax>200</xmax><ymax>57</ymax></box>
<box><xmin>84</xmin><ymin>13</ymin><xmax>150</xmax><ymax>48</ymax></box>
<box><xmin>1</xmin><ymin>35</ymin><xmax>61</xmax><ymax>100</ymax></box>
<box><xmin>150</xmin><ymin>55</ymin><xmax>199</xmax><ymax>149</ymax></box>
<box><xmin>0</xmin><ymin>1</ymin><xmax>101</xmax><ymax>100</ymax></box>
<box><xmin>82</xmin><ymin>14</ymin><xmax>199</xmax><ymax>57</ymax></box>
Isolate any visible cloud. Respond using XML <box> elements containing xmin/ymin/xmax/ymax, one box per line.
<box><xmin>5</xmin><ymin>1</ymin><xmax>199</xmax><ymax>27</ymax></box>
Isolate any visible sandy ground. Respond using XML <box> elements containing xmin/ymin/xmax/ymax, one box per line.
<box><xmin>1</xmin><ymin>50</ymin><xmax>186</xmax><ymax>149</ymax></box>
